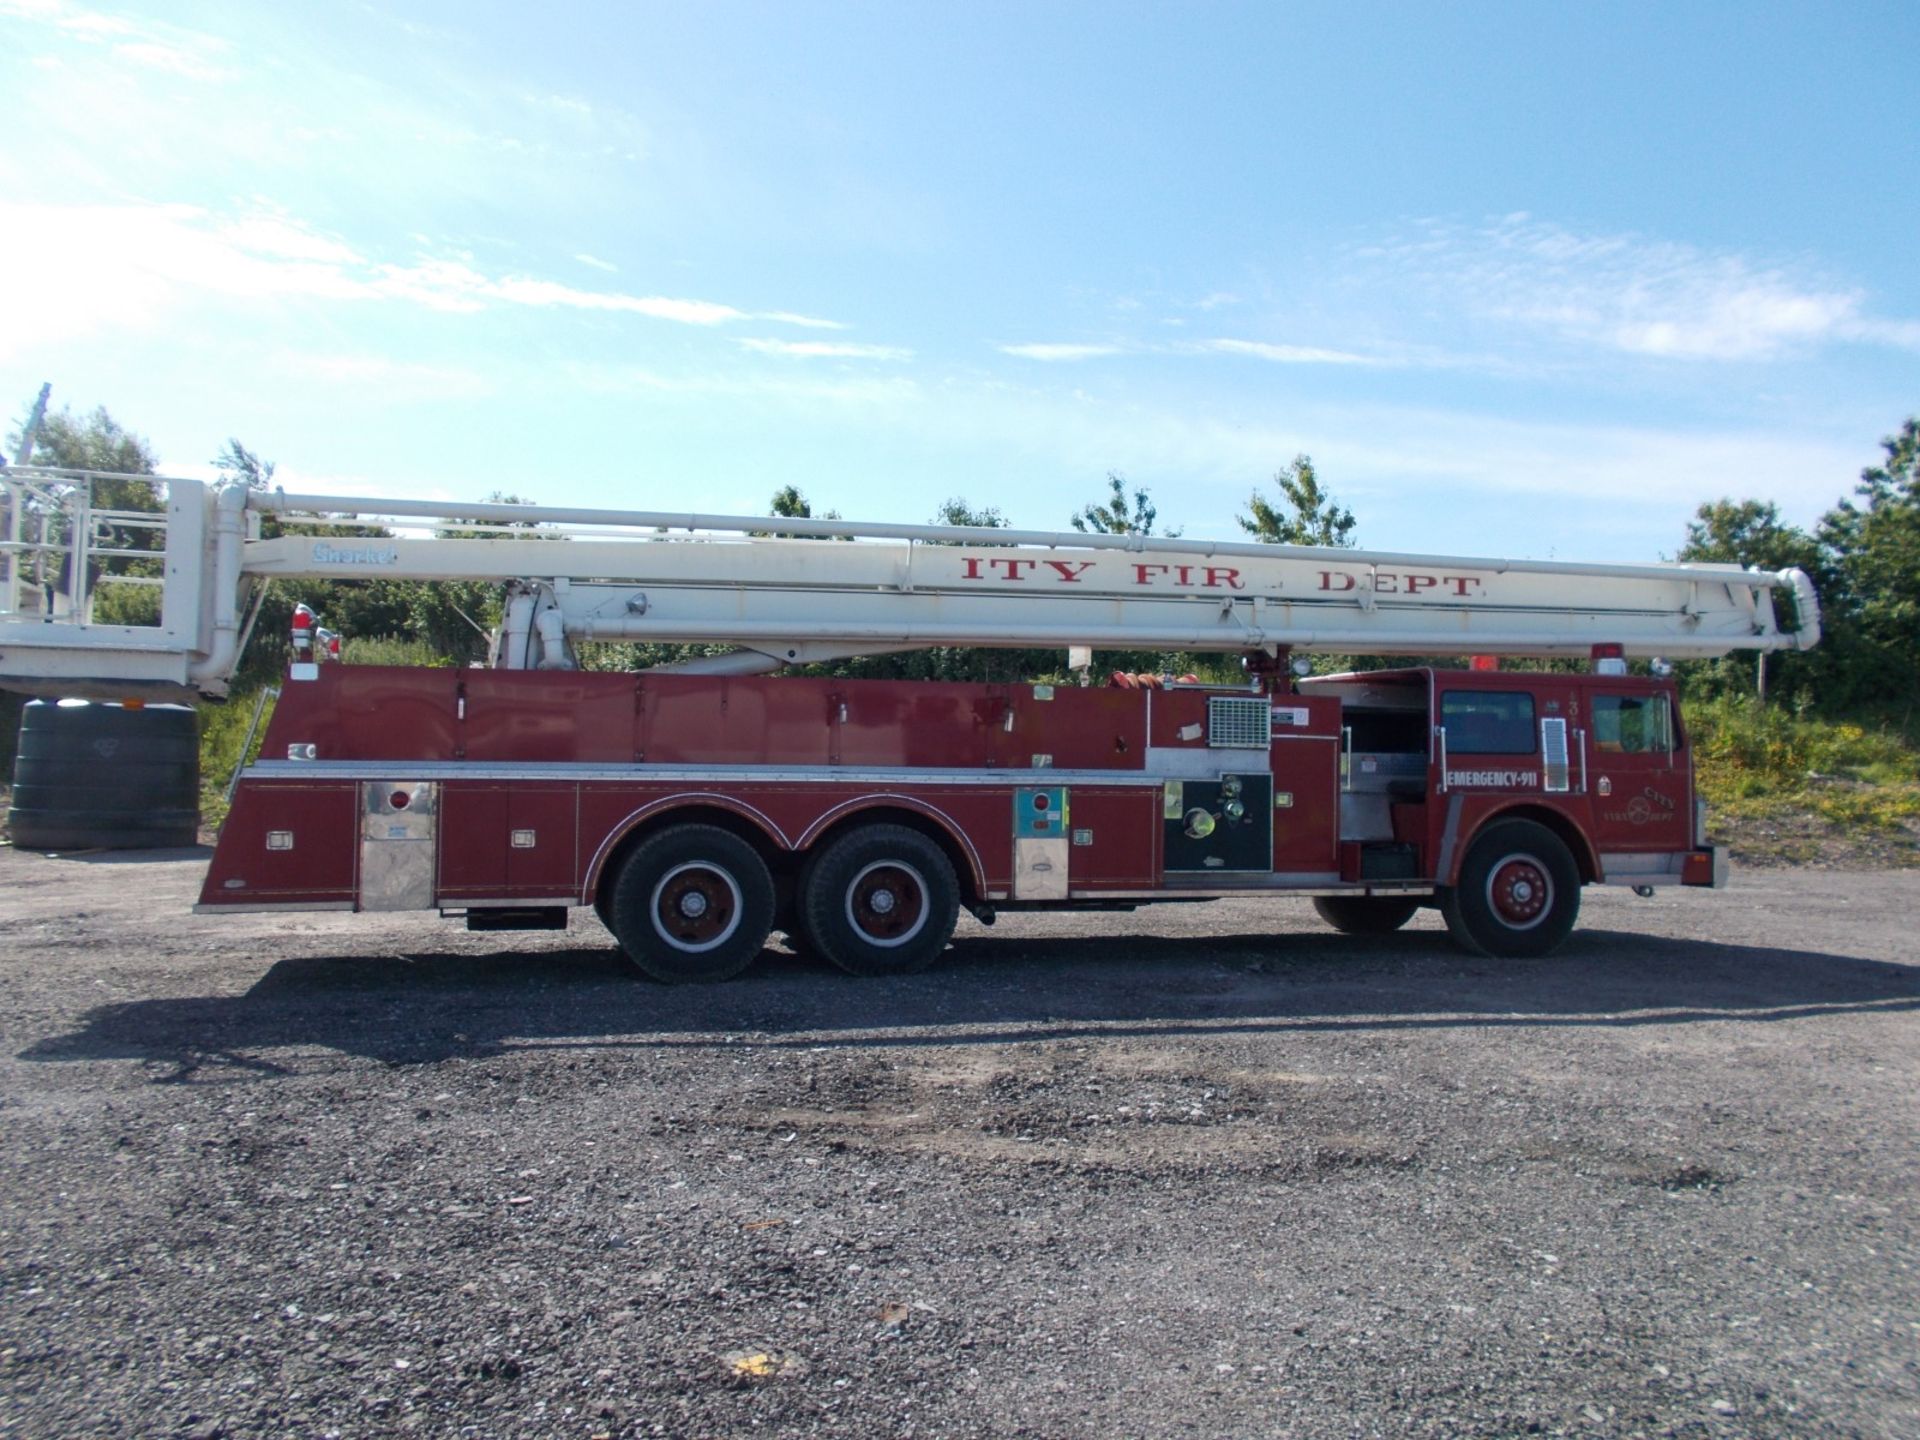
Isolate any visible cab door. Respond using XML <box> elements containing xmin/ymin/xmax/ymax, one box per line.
<box><xmin>1583</xmin><ymin>688</ymin><xmax>1689</xmax><ymax>853</ymax></box>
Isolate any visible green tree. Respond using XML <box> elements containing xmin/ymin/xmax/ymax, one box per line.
<box><xmin>1680</xmin><ymin>498</ymin><xmax>1821</xmax><ymax>574</ymax></box>
<box><xmin>214</xmin><ymin>437</ymin><xmax>275</xmax><ymax>490</ymax></box>
<box><xmin>1817</xmin><ymin>417</ymin><xmax>1920</xmax><ymax>716</ymax></box>
<box><xmin>1677</xmin><ymin>498</ymin><xmax>1827</xmax><ymax>703</ymax></box>
<box><xmin>1071</xmin><ymin>472</ymin><xmax>1178</xmax><ymax>536</ymax></box>
<box><xmin>759</xmin><ymin>485</ymin><xmax>842</xmax><ymax>538</ymax></box>
<box><xmin>6</xmin><ymin>405</ymin><xmax>165</xmax><ymax>626</ymax></box>
<box><xmin>1238</xmin><ymin>454</ymin><xmax>1355</xmax><ymax>547</ymax></box>
<box><xmin>932</xmin><ymin>497</ymin><xmax>1006</xmax><ymax>529</ymax></box>
<box><xmin>14</xmin><ymin>404</ymin><xmax>157</xmax><ymax>475</ymax></box>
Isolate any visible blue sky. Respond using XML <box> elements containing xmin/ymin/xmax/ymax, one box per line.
<box><xmin>2</xmin><ymin>0</ymin><xmax>1914</xmax><ymax>560</ymax></box>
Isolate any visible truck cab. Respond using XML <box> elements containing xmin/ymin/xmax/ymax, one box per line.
<box><xmin>1295</xmin><ymin>665</ymin><xmax>1717</xmax><ymax>954</ymax></box>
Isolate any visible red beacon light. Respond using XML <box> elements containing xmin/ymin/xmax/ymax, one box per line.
<box><xmin>290</xmin><ymin>603</ymin><xmax>316</xmax><ymax>658</ymax></box>
<box><xmin>1469</xmin><ymin>654</ymin><xmax>1500</xmax><ymax>672</ymax></box>
<box><xmin>1591</xmin><ymin>642</ymin><xmax>1628</xmax><ymax>677</ymax></box>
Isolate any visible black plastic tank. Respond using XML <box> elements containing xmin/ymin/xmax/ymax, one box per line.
<box><xmin>7</xmin><ymin>699</ymin><xmax>199</xmax><ymax>850</ymax></box>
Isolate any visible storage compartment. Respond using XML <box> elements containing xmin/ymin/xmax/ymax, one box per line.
<box><xmin>1163</xmin><ymin>773</ymin><xmax>1272</xmax><ymax>873</ymax></box>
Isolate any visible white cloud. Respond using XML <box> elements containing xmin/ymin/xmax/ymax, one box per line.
<box><xmin>999</xmin><ymin>337</ymin><xmax>1385</xmax><ymax>367</ymax></box>
<box><xmin>1376</xmin><ymin>215</ymin><xmax>1920</xmax><ymax>362</ymax></box>
<box><xmin>0</xmin><ymin>201</ymin><xmax>846</xmax><ymax>355</ymax></box>
<box><xmin>574</xmin><ymin>253</ymin><xmax>619</xmax><ymax>273</ymax></box>
<box><xmin>5</xmin><ymin>0</ymin><xmax>230</xmax><ymax>77</ymax></box>
<box><xmin>270</xmin><ymin>352</ymin><xmax>495</xmax><ymax>400</ymax></box>
<box><xmin>1199</xmin><ymin>338</ymin><xmax>1384</xmax><ymax>366</ymax></box>
<box><xmin>223</xmin><ymin>214</ymin><xmax>362</xmax><ymax>266</ymax></box>
<box><xmin>485</xmin><ymin>275</ymin><xmax>747</xmax><ymax>324</ymax></box>
<box><xmin>759</xmin><ymin>311</ymin><xmax>850</xmax><ymax>331</ymax></box>
<box><xmin>567</xmin><ymin>363</ymin><xmax>921</xmax><ymax>409</ymax></box>
<box><xmin>738</xmin><ymin>338</ymin><xmax>912</xmax><ymax>361</ymax></box>
<box><xmin>999</xmin><ymin>343</ymin><xmax>1126</xmax><ymax>361</ymax></box>
<box><xmin>113</xmin><ymin>39</ymin><xmax>224</xmax><ymax>79</ymax></box>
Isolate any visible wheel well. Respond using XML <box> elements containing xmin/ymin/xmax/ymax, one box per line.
<box><xmin>801</xmin><ymin>806</ymin><xmax>982</xmax><ymax>905</ymax></box>
<box><xmin>589</xmin><ymin>803</ymin><xmax>792</xmax><ymax>906</ymax></box>
<box><xmin>1469</xmin><ymin>804</ymin><xmax>1600</xmax><ymax>884</ymax></box>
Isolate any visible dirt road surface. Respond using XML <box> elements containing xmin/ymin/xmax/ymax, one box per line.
<box><xmin>1</xmin><ymin>845</ymin><xmax>1916</xmax><ymax>1439</ymax></box>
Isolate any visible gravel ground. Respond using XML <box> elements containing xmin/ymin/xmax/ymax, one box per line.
<box><xmin>0</xmin><ymin>845</ymin><xmax>1916</xmax><ymax>1440</ymax></box>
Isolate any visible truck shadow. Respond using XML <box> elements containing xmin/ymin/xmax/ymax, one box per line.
<box><xmin>19</xmin><ymin>926</ymin><xmax>1920</xmax><ymax>1076</ymax></box>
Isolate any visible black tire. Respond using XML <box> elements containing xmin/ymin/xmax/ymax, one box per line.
<box><xmin>800</xmin><ymin>824</ymin><xmax>960</xmax><ymax>977</ymax></box>
<box><xmin>1439</xmin><ymin>819</ymin><xmax>1581</xmax><ymax>959</ymax></box>
<box><xmin>608</xmin><ymin>825</ymin><xmax>774</xmax><ymax>983</ymax></box>
<box><xmin>1311</xmin><ymin>895</ymin><xmax>1421</xmax><ymax>935</ymax></box>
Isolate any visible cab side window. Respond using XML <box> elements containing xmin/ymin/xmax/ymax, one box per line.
<box><xmin>1440</xmin><ymin>690</ymin><xmax>1536</xmax><ymax>754</ymax></box>
<box><xmin>1593</xmin><ymin>694</ymin><xmax>1674</xmax><ymax>754</ymax></box>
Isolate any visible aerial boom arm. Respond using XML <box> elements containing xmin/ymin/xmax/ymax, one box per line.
<box><xmin>0</xmin><ymin>469</ymin><xmax>1822</xmax><ymax>699</ymax></box>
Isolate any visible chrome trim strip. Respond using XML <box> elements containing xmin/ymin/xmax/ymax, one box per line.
<box><xmin>444</xmin><ymin>896</ymin><xmax>579</xmax><ymax>908</ymax></box>
<box><xmin>1141</xmin><ymin>746</ymin><xmax>1264</xmax><ymax>778</ymax></box>
<box><xmin>1159</xmin><ymin>871</ymin><xmax>1345</xmax><ymax>889</ymax></box>
<box><xmin>193</xmin><ymin>901</ymin><xmax>357</xmax><ymax>914</ymax></box>
<box><xmin>1060</xmin><ymin>880</ymin><xmax>1431</xmax><ymax>899</ymax></box>
<box><xmin>244</xmin><ymin>760</ymin><xmax>1169</xmax><ymax>788</ymax></box>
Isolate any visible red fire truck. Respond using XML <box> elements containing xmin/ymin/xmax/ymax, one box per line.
<box><xmin>0</xmin><ymin>472</ymin><xmax>1821</xmax><ymax>980</ymax></box>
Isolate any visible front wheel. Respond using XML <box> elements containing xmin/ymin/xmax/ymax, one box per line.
<box><xmin>800</xmin><ymin>824</ymin><xmax>960</xmax><ymax>977</ymax></box>
<box><xmin>1439</xmin><ymin>819</ymin><xmax>1581</xmax><ymax>958</ymax></box>
<box><xmin>1311</xmin><ymin>895</ymin><xmax>1421</xmax><ymax>935</ymax></box>
<box><xmin>609</xmin><ymin>824</ymin><xmax>775</xmax><ymax>982</ymax></box>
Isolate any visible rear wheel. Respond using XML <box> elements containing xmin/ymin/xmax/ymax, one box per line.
<box><xmin>609</xmin><ymin>824</ymin><xmax>774</xmax><ymax>982</ymax></box>
<box><xmin>801</xmin><ymin>824</ymin><xmax>960</xmax><ymax>977</ymax></box>
<box><xmin>1439</xmin><ymin>819</ymin><xmax>1581</xmax><ymax>958</ymax></box>
<box><xmin>1311</xmin><ymin>895</ymin><xmax>1421</xmax><ymax>934</ymax></box>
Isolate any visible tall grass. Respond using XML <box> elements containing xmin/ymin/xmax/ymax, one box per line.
<box><xmin>1688</xmin><ymin>695</ymin><xmax>1920</xmax><ymax>851</ymax></box>
<box><xmin>197</xmin><ymin>687</ymin><xmax>278</xmax><ymax>831</ymax></box>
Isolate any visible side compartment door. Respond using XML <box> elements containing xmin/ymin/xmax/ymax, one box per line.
<box><xmin>1268</xmin><ymin>694</ymin><xmax>1341</xmax><ymax>875</ymax></box>
<box><xmin>507</xmin><ymin>784</ymin><xmax>579</xmax><ymax>898</ymax></box>
<box><xmin>437</xmin><ymin>782</ymin><xmax>580</xmax><ymax>900</ymax></box>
